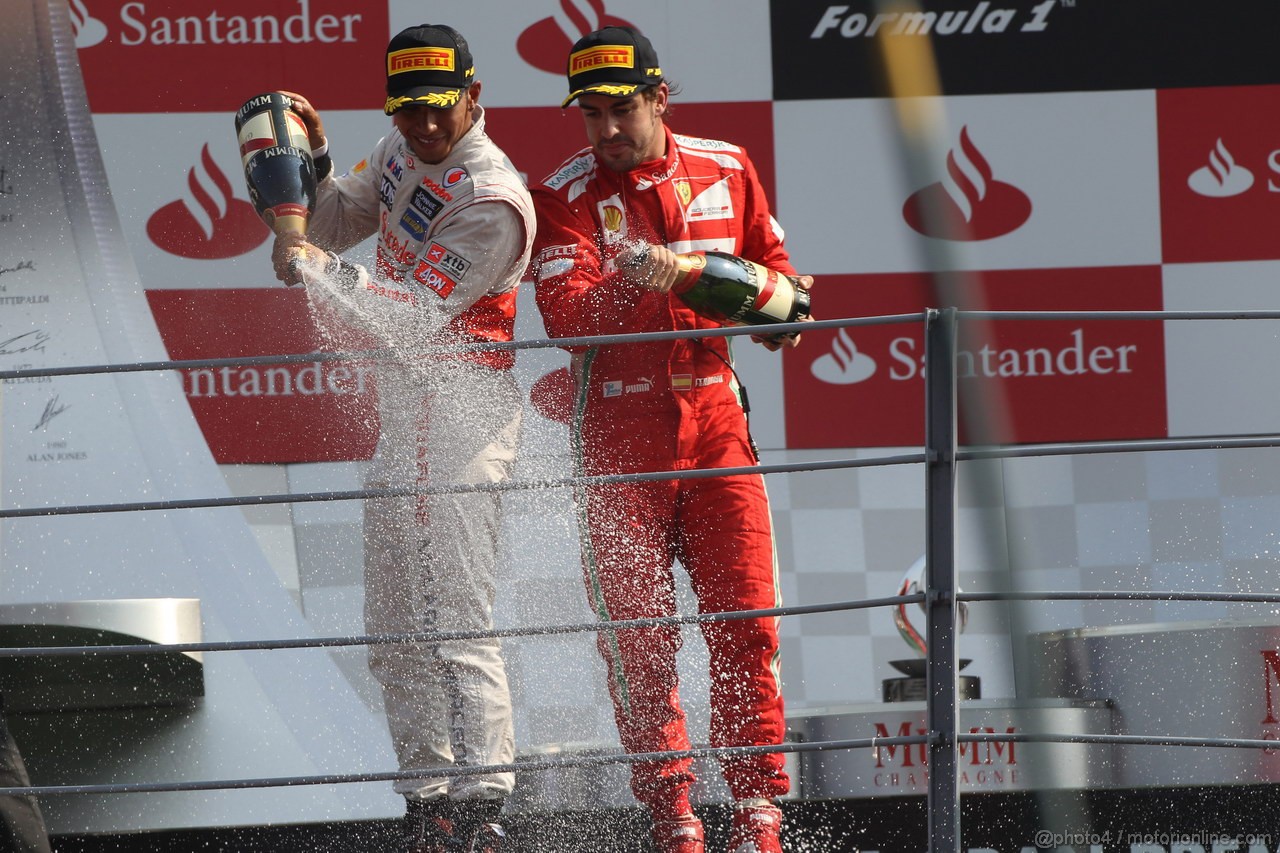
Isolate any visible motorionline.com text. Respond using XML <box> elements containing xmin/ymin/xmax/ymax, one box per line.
<box><xmin>1025</xmin><ymin>829</ymin><xmax>1274</xmax><ymax>852</ymax></box>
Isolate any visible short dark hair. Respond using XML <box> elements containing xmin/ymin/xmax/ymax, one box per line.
<box><xmin>639</xmin><ymin>80</ymin><xmax>680</xmax><ymax>118</ymax></box>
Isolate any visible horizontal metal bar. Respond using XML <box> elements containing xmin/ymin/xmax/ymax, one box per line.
<box><xmin>960</xmin><ymin>731</ymin><xmax>1280</xmax><ymax>750</ymax></box>
<box><xmin>958</xmin><ymin>309</ymin><xmax>1280</xmax><ymax>322</ymax></box>
<box><xmin>0</xmin><ymin>594</ymin><xmax>923</xmax><ymax>659</ymax></box>
<box><xmin>0</xmin><ymin>314</ymin><xmax>919</xmax><ymax>381</ymax></box>
<box><xmin>4</xmin><ymin>587</ymin><xmax>1276</xmax><ymax>659</ymax></box>
<box><xmin>15</xmin><ymin>303</ymin><xmax>1280</xmax><ymax>379</ymax></box>
<box><xmin>4</xmin><ymin>727</ymin><xmax>1268</xmax><ymax>798</ymax></box>
<box><xmin>0</xmin><ymin>735</ymin><xmax>926</xmax><ymax>798</ymax></box>
<box><xmin>12</xmin><ymin>585</ymin><xmax>1277</xmax><ymax>660</ymax></box>
<box><xmin>17</xmin><ymin>307</ymin><xmax>1280</xmax><ymax>383</ymax></box>
<box><xmin>15</xmin><ymin>307</ymin><xmax>1280</xmax><ymax>383</ymax></box>
<box><xmin>960</xmin><ymin>590</ymin><xmax>1280</xmax><ymax>604</ymax></box>
<box><xmin>958</xmin><ymin>434</ymin><xmax>1280</xmax><ymax>461</ymax></box>
<box><xmin>13</xmin><ymin>432</ymin><xmax>1280</xmax><ymax>520</ymax></box>
<box><xmin>0</xmin><ymin>453</ymin><xmax>925</xmax><ymax>519</ymax></box>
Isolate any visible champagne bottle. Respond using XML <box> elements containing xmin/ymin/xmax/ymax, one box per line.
<box><xmin>669</xmin><ymin>251</ymin><xmax>810</xmax><ymax>329</ymax></box>
<box><xmin>233</xmin><ymin>92</ymin><xmax>316</xmax><ymax>240</ymax></box>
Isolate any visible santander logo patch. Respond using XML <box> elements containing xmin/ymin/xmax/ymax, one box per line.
<box><xmin>70</xmin><ymin>0</ymin><xmax>108</xmax><ymax>47</ymax></box>
<box><xmin>1187</xmin><ymin>138</ymin><xmax>1254</xmax><ymax>197</ymax></box>
<box><xmin>146</xmin><ymin>144</ymin><xmax>268</xmax><ymax>260</ymax></box>
<box><xmin>517</xmin><ymin>0</ymin><xmax>634</xmax><ymax>75</ymax></box>
<box><xmin>903</xmin><ymin>126</ymin><xmax>1032</xmax><ymax>241</ymax></box>
<box><xmin>810</xmin><ymin>328</ymin><xmax>877</xmax><ymax>385</ymax></box>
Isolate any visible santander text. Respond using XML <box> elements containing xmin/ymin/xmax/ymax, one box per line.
<box><xmin>119</xmin><ymin>0</ymin><xmax>361</xmax><ymax>46</ymax></box>
<box><xmin>888</xmin><ymin>329</ymin><xmax>1137</xmax><ymax>381</ymax></box>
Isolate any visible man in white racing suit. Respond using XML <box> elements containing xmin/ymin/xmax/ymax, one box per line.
<box><xmin>268</xmin><ymin>23</ymin><xmax>534</xmax><ymax>853</ymax></box>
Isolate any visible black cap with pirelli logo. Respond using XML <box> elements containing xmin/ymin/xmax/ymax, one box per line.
<box><xmin>562</xmin><ymin>26</ymin><xmax>663</xmax><ymax>109</ymax></box>
<box><xmin>384</xmin><ymin>24</ymin><xmax>475</xmax><ymax>115</ymax></box>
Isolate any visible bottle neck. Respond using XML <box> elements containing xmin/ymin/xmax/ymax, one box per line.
<box><xmin>267</xmin><ymin>209</ymin><xmax>310</xmax><ymax>238</ymax></box>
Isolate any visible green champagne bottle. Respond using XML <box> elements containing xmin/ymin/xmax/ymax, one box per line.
<box><xmin>670</xmin><ymin>251</ymin><xmax>810</xmax><ymax>329</ymax></box>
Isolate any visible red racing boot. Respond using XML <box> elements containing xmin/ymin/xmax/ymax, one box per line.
<box><xmin>727</xmin><ymin>800</ymin><xmax>783</xmax><ymax>853</ymax></box>
<box><xmin>651</xmin><ymin>813</ymin><xmax>705</xmax><ymax>852</ymax></box>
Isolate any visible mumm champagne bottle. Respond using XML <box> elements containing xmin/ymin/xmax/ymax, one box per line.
<box><xmin>233</xmin><ymin>92</ymin><xmax>316</xmax><ymax>240</ymax></box>
<box><xmin>668</xmin><ymin>251</ymin><xmax>810</xmax><ymax>328</ymax></box>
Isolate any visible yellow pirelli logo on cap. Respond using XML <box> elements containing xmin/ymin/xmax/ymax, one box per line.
<box><xmin>569</xmin><ymin>44</ymin><xmax>634</xmax><ymax>74</ymax></box>
<box><xmin>388</xmin><ymin>47</ymin><xmax>455</xmax><ymax>75</ymax></box>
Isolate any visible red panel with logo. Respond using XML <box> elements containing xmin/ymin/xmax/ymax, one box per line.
<box><xmin>147</xmin><ymin>143</ymin><xmax>273</xmax><ymax>260</ymax></box>
<box><xmin>1158</xmin><ymin>85</ymin><xmax>1280</xmax><ymax>263</ymax></box>
<box><xmin>146</xmin><ymin>289</ymin><xmax>380</xmax><ymax>463</ymax></box>
<box><xmin>72</xmin><ymin>0</ymin><xmax>387</xmax><ymax>113</ymax></box>
<box><xmin>783</xmin><ymin>267</ymin><xmax>1167</xmax><ymax>448</ymax></box>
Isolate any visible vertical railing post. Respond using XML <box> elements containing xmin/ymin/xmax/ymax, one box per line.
<box><xmin>924</xmin><ymin>307</ymin><xmax>960</xmax><ymax>852</ymax></box>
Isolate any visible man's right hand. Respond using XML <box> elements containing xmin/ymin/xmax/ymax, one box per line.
<box><xmin>619</xmin><ymin>243</ymin><xmax>682</xmax><ymax>293</ymax></box>
<box><xmin>276</xmin><ymin>90</ymin><xmax>326</xmax><ymax>152</ymax></box>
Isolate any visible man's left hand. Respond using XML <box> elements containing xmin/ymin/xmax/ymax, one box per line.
<box><xmin>754</xmin><ymin>274</ymin><xmax>815</xmax><ymax>351</ymax></box>
<box><xmin>272</xmin><ymin>234</ymin><xmax>329</xmax><ymax>286</ymax></box>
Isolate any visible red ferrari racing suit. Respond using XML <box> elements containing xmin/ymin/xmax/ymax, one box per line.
<box><xmin>530</xmin><ymin>127</ymin><xmax>792</xmax><ymax>818</ymax></box>
<box><xmin>304</xmin><ymin>105</ymin><xmax>534</xmax><ymax>803</ymax></box>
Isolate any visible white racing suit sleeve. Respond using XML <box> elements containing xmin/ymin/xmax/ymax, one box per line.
<box><xmin>307</xmin><ymin>146</ymin><xmax>382</xmax><ymax>254</ymax></box>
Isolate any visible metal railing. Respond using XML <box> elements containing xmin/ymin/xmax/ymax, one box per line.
<box><xmin>4</xmin><ymin>308</ymin><xmax>1280</xmax><ymax>851</ymax></box>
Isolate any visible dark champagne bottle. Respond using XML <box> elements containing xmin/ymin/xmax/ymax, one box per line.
<box><xmin>233</xmin><ymin>92</ymin><xmax>316</xmax><ymax>240</ymax></box>
<box><xmin>670</xmin><ymin>251</ymin><xmax>810</xmax><ymax>328</ymax></box>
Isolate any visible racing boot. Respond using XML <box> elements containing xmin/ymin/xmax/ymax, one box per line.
<box><xmin>449</xmin><ymin>798</ymin><xmax>506</xmax><ymax>852</ymax></box>
<box><xmin>397</xmin><ymin>797</ymin><xmax>457</xmax><ymax>853</ymax></box>
<box><xmin>651</xmin><ymin>813</ymin><xmax>705</xmax><ymax>852</ymax></box>
<box><xmin>727</xmin><ymin>800</ymin><xmax>783</xmax><ymax>853</ymax></box>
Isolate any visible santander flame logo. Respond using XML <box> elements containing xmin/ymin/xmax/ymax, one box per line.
<box><xmin>1187</xmin><ymin>138</ymin><xmax>1254</xmax><ymax>198</ymax></box>
<box><xmin>903</xmin><ymin>126</ymin><xmax>1032</xmax><ymax>241</ymax></box>
<box><xmin>517</xmin><ymin>0</ymin><xmax>634</xmax><ymax>75</ymax></box>
<box><xmin>146</xmin><ymin>144</ymin><xmax>268</xmax><ymax>260</ymax></box>
<box><xmin>810</xmin><ymin>328</ymin><xmax>877</xmax><ymax>385</ymax></box>
<box><xmin>70</xmin><ymin>0</ymin><xmax>108</xmax><ymax>48</ymax></box>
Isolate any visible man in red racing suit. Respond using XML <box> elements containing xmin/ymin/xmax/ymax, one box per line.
<box><xmin>529</xmin><ymin>25</ymin><xmax>813</xmax><ymax>853</ymax></box>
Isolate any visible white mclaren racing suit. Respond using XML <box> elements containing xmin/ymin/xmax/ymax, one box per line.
<box><xmin>303</xmin><ymin>105</ymin><xmax>534</xmax><ymax>802</ymax></box>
